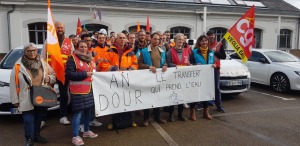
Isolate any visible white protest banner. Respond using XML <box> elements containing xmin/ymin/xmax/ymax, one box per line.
<box><xmin>92</xmin><ymin>65</ymin><xmax>215</xmax><ymax>117</ymax></box>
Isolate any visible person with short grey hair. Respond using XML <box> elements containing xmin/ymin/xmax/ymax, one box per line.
<box><xmin>10</xmin><ymin>43</ymin><xmax>56</xmax><ymax>146</ymax></box>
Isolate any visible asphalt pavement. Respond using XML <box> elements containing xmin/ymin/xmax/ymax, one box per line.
<box><xmin>0</xmin><ymin>83</ymin><xmax>299</xmax><ymax>146</ymax></box>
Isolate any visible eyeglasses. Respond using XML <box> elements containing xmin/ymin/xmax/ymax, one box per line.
<box><xmin>85</xmin><ymin>40</ymin><xmax>92</xmax><ymax>42</ymax></box>
<box><xmin>26</xmin><ymin>49</ymin><xmax>37</xmax><ymax>53</ymax></box>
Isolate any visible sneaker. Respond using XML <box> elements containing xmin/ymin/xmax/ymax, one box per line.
<box><xmin>72</xmin><ymin>136</ymin><xmax>84</xmax><ymax>146</ymax></box>
<box><xmin>183</xmin><ymin>103</ymin><xmax>189</xmax><ymax>108</ymax></box>
<box><xmin>40</xmin><ymin>121</ymin><xmax>45</xmax><ymax>129</ymax></box>
<box><xmin>83</xmin><ymin>130</ymin><xmax>98</xmax><ymax>138</ymax></box>
<box><xmin>79</xmin><ymin>124</ymin><xmax>84</xmax><ymax>133</ymax></box>
<box><xmin>216</xmin><ymin>106</ymin><xmax>226</xmax><ymax>113</ymax></box>
<box><xmin>89</xmin><ymin>119</ymin><xmax>102</xmax><ymax>127</ymax></box>
<box><xmin>132</xmin><ymin>122</ymin><xmax>137</xmax><ymax>127</ymax></box>
<box><xmin>60</xmin><ymin>117</ymin><xmax>70</xmax><ymax>125</ymax></box>
<box><xmin>25</xmin><ymin>138</ymin><xmax>34</xmax><ymax>146</ymax></box>
<box><xmin>107</xmin><ymin>123</ymin><xmax>113</xmax><ymax>130</ymax></box>
<box><xmin>33</xmin><ymin>135</ymin><xmax>48</xmax><ymax>144</ymax></box>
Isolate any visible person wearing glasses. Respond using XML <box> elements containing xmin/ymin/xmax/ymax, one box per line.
<box><xmin>10</xmin><ymin>43</ymin><xmax>56</xmax><ymax>146</ymax></box>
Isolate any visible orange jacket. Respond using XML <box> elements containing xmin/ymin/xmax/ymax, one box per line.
<box><xmin>102</xmin><ymin>44</ymin><xmax>138</xmax><ymax>71</ymax></box>
<box><xmin>93</xmin><ymin>44</ymin><xmax>110</xmax><ymax>71</ymax></box>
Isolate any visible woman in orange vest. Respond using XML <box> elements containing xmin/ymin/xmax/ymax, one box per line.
<box><xmin>65</xmin><ymin>41</ymin><xmax>98</xmax><ymax>146</ymax></box>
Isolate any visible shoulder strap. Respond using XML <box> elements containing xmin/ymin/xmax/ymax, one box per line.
<box><xmin>15</xmin><ymin>64</ymin><xmax>21</xmax><ymax>96</ymax></box>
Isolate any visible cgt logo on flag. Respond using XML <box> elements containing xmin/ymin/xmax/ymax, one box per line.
<box><xmin>224</xmin><ymin>6</ymin><xmax>255</xmax><ymax>62</ymax></box>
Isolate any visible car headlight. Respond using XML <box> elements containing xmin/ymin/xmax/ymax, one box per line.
<box><xmin>295</xmin><ymin>71</ymin><xmax>300</xmax><ymax>76</ymax></box>
<box><xmin>0</xmin><ymin>81</ymin><xmax>9</xmax><ymax>87</ymax></box>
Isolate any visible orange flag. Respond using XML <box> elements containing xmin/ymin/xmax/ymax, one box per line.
<box><xmin>224</xmin><ymin>6</ymin><xmax>255</xmax><ymax>62</ymax></box>
<box><xmin>146</xmin><ymin>16</ymin><xmax>150</xmax><ymax>32</ymax></box>
<box><xmin>137</xmin><ymin>21</ymin><xmax>141</xmax><ymax>32</ymax></box>
<box><xmin>47</xmin><ymin>0</ymin><xmax>65</xmax><ymax>84</ymax></box>
<box><xmin>76</xmin><ymin>18</ymin><xmax>82</xmax><ymax>37</ymax></box>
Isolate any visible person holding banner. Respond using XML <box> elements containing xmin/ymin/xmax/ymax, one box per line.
<box><xmin>206</xmin><ymin>30</ymin><xmax>226</xmax><ymax>113</ymax></box>
<box><xmin>65</xmin><ymin>41</ymin><xmax>98</xmax><ymax>146</ymax></box>
<box><xmin>189</xmin><ymin>35</ymin><xmax>214</xmax><ymax>121</ymax></box>
<box><xmin>10</xmin><ymin>43</ymin><xmax>56</xmax><ymax>146</ymax></box>
<box><xmin>166</xmin><ymin>33</ymin><xmax>191</xmax><ymax>122</ymax></box>
<box><xmin>139</xmin><ymin>32</ymin><xmax>168</xmax><ymax>126</ymax></box>
<box><xmin>102</xmin><ymin>32</ymin><xmax>138</xmax><ymax>130</ymax></box>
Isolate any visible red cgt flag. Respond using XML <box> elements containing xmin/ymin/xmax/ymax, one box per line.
<box><xmin>146</xmin><ymin>16</ymin><xmax>150</xmax><ymax>32</ymax></box>
<box><xmin>76</xmin><ymin>18</ymin><xmax>82</xmax><ymax>37</ymax></box>
<box><xmin>224</xmin><ymin>6</ymin><xmax>255</xmax><ymax>62</ymax></box>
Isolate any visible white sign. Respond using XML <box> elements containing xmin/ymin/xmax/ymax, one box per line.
<box><xmin>92</xmin><ymin>65</ymin><xmax>215</xmax><ymax>117</ymax></box>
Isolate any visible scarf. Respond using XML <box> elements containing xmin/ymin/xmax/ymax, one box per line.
<box><xmin>73</xmin><ymin>50</ymin><xmax>93</xmax><ymax>63</ymax></box>
<box><xmin>199</xmin><ymin>47</ymin><xmax>209</xmax><ymax>63</ymax></box>
<box><xmin>21</xmin><ymin>55</ymin><xmax>42</xmax><ymax>78</ymax></box>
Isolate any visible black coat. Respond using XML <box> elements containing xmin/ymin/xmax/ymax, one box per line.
<box><xmin>65</xmin><ymin>55</ymin><xmax>94</xmax><ymax>112</ymax></box>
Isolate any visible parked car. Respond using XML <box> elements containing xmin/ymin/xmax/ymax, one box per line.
<box><xmin>0</xmin><ymin>45</ymin><xmax>59</xmax><ymax>115</ymax></box>
<box><xmin>230</xmin><ymin>49</ymin><xmax>300</xmax><ymax>93</ymax></box>
<box><xmin>220</xmin><ymin>59</ymin><xmax>251</xmax><ymax>95</ymax></box>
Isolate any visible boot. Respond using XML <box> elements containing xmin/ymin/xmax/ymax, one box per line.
<box><xmin>178</xmin><ymin>114</ymin><xmax>187</xmax><ymax>121</ymax></box>
<box><xmin>189</xmin><ymin>109</ymin><xmax>196</xmax><ymax>121</ymax></box>
<box><xmin>203</xmin><ymin>108</ymin><xmax>212</xmax><ymax>120</ymax></box>
<box><xmin>168</xmin><ymin>114</ymin><xmax>175</xmax><ymax>122</ymax></box>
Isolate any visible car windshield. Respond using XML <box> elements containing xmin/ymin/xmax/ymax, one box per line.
<box><xmin>0</xmin><ymin>49</ymin><xmax>42</xmax><ymax>69</ymax></box>
<box><xmin>264</xmin><ymin>51</ymin><xmax>299</xmax><ymax>62</ymax></box>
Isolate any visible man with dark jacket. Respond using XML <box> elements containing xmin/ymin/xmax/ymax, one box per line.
<box><xmin>206</xmin><ymin>30</ymin><xmax>226</xmax><ymax>113</ymax></box>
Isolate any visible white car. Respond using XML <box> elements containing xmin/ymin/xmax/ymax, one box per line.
<box><xmin>230</xmin><ymin>49</ymin><xmax>300</xmax><ymax>93</ymax></box>
<box><xmin>0</xmin><ymin>45</ymin><xmax>59</xmax><ymax>115</ymax></box>
<box><xmin>220</xmin><ymin>59</ymin><xmax>251</xmax><ymax>94</ymax></box>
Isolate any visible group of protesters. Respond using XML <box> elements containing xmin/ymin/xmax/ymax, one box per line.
<box><xmin>10</xmin><ymin>21</ymin><xmax>226</xmax><ymax>146</ymax></box>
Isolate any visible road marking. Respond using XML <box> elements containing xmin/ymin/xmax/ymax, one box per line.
<box><xmin>151</xmin><ymin>121</ymin><xmax>179</xmax><ymax>146</ymax></box>
<box><xmin>213</xmin><ymin>106</ymin><xmax>300</xmax><ymax>117</ymax></box>
<box><xmin>250</xmin><ymin>90</ymin><xmax>296</xmax><ymax>101</ymax></box>
<box><xmin>214</xmin><ymin>117</ymin><xmax>289</xmax><ymax>146</ymax></box>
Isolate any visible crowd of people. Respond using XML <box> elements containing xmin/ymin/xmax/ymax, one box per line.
<box><xmin>10</xmin><ymin>21</ymin><xmax>226</xmax><ymax>146</ymax></box>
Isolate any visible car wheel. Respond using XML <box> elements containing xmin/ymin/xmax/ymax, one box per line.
<box><xmin>270</xmin><ymin>73</ymin><xmax>290</xmax><ymax>93</ymax></box>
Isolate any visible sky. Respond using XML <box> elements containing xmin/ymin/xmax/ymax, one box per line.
<box><xmin>284</xmin><ymin>0</ymin><xmax>300</xmax><ymax>9</ymax></box>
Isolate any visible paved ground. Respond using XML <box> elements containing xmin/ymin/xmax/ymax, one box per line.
<box><xmin>0</xmin><ymin>83</ymin><xmax>299</xmax><ymax>146</ymax></box>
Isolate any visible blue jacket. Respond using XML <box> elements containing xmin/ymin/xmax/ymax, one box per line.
<box><xmin>190</xmin><ymin>48</ymin><xmax>214</xmax><ymax>65</ymax></box>
<box><xmin>140</xmin><ymin>47</ymin><xmax>166</xmax><ymax>67</ymax></box>
<box><xmin>65</xmin><ymin>55</ymin><xmax>94</xmax><ymax>112</ymax></box>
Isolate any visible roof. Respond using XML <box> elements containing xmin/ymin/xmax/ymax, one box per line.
<box><xmin>4</xmin><ymin>0</ymin><xmax>300</xmax><ymax>16</ymax></box>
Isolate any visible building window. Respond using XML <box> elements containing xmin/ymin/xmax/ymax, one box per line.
<box><xmin>170</xmin><ymin>27</ymin><xmax>190</xmax><ymax>39</ymax></box>
<box><xmin>83</xmin><ymin>24</ymin><xmax>108</xmax><ymax>35</ymax></box>
<box><xmin>279</xmin><ymin>29</ymin><xmax>292</xmax><ymax>48</ymax></box>
<box><xmin>254</xmin><ymin>28</ymin><xmax>262</xmax><ymax>48</ymax></box>
<box><xmin>209</xmin><ymin>27</ymin><xmax>227</xmax><ymax>48</ymax></box>
<box><xmin>28</xmin><ymin>22</ymin><xmax>47</xmax><ymax>44</ymax></box>
<box><xmin>128</xmin><ymin>25</ymin><xmax>152</xmax><ymax>33</ymax></box>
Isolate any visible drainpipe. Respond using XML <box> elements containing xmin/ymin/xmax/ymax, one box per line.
<box><xmin>297</xmin><ymin>18</ymin><xmax>300</xmax><ymax>50</ymax></box>
<box><xmin>7</xmin><ymin>5</ymin><xmax>15</xmax><ymax>51</ymax></box>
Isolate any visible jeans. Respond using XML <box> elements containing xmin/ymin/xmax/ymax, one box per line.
<box><xmin>168</xmin><ymin>104</ymin><xmax>184</xmax><ymax>116</ymax></box>
<box><xmin>214</xmin><ymin>70</ymin><xmax>222</xmax><ymax>107</ymax></box>
<box><xmin>58</xmin><ymin>80</ymin><xmax>69</xmax><ymax>118</ymax></box>
<box><xmin>143</xmin><ymin>108</ymin><xmax>161</xmax><ymax>120</ymax></box>
<box><xmin>72</xmin><ymin>108</ymin><xmax>92</xmax><ymax>137</ymax></box>
<box><xmin>190</xmin><ymin>101</ymin><xmax>208</xmax><ymax>109</ymax></box>
<box><xmin>80</xmin><ymin>107</ymin><xmax>96</xmax><ymax>124</ymax></box>
<box><xmin>22</xmin><ymin>107</ymin><xmax>47</xmax><ymax>140</ymax></box>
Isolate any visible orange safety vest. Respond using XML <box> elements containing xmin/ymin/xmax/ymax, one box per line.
<box><xmin>69</xmin><ymin>54</ymin><xmax>96</xmax><ymax>94</ymax></box>
<box><xmin>47</xmin><ymin>38</ymin><xmax>72</xmax><ymax>66</ymax></box>
<box><xmin>210</xmin><ymin>41</ymin><xmax>222</xmax><ymax>69</ymax></box>
<box><xmin>93</xmin><ymin>45</ymin><xmax>109</xmax><ymax>72</ymax></box>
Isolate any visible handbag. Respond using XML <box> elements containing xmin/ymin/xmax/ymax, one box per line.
<box><xmin>22</xmin><ymin>74</ymin><xmax>58</xmax><ymax>108</ymax></box>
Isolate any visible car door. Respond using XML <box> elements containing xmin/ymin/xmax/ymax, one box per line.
<box><xmin>244</xmin><ymin>51</ymin><xmax>271</xmax><ymax>84</ymax></box>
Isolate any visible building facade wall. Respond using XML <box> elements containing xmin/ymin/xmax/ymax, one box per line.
<box><xmin>0</xmin><ymin>4</ymin><xmax>299</xmax><ymax>53</ymax></box>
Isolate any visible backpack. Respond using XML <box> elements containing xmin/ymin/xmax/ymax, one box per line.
<box><xmin>112</xmin><ymin>112</ymin><xmax>133</xmax><ymax>130</ymax></box>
